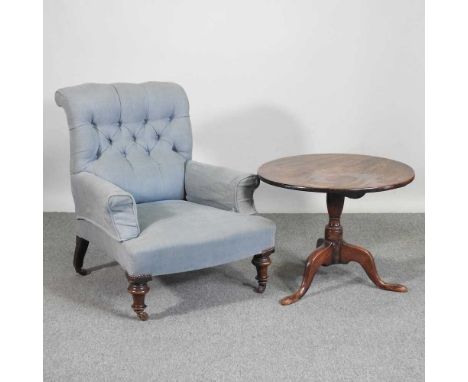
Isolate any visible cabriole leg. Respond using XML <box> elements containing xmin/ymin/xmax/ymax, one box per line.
<box><xmin>341</xmin><ymin>241</ymin><xmax>407</xmax><ymax>292</ymax></box>
<box><xmin>280</xmin><ymin>243</ymin><xmax>333</xmax><ymax>305</ymax></box>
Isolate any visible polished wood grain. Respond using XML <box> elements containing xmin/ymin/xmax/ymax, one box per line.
<box><xmin>258</xmin><ymin>154</ymin><xmax>414</xmax><ymax>195</ymax></box>
<box><xmin>257</xmin><ymin>154</ymin><xmax>413</xmax><ymax>305</ymax></box>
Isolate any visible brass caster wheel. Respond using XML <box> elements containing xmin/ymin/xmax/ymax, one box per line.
<box><xmin>137</xmin><ymin>312</ymin><xmax>149</xmax><ymax>321</ymax></box>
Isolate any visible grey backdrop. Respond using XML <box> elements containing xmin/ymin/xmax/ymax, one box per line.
<box><xmin>44</xmin><ymin>0</ymin><xmax>424</xmax><ymax>212</ymax></box>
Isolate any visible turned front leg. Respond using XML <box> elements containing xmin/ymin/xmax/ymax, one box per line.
<box><xmin>252</xmin><ymin>249</ymin><xmax>274</xmax><ymax>293</ymax></box>
<box><xmin>126</xmin><ymin>273</ymin><xmax>152</xmax><ymax>321</ymax></box>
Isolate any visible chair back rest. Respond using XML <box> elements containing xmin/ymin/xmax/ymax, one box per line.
<box><xmin>56</xmin><ymin>82</ymin><xmax>192</xmax><ymax>202</ymax></box>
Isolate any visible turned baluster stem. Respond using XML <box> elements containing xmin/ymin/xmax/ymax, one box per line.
<box><xmin>325</xmin><ymin>193</ymin><xmax>345</xmax><ymax>263</ymax></box>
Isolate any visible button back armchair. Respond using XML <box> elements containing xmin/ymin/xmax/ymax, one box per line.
<box><xmin>55</xmin><ymin>82</ymin><xmax>276</xmax><ymax>320</ymax></box>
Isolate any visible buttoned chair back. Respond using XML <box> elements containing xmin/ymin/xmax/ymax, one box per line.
<box><xmin>55</xmin><ymin>82</ymin><xmax>193</xmax><ymax>203</ymax></box>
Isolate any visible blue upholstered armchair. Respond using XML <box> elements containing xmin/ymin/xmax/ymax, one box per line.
<box><xmin>55</xmin><ymin>82</ymin><xmax>276</xmax><ymax>320</ymax></box>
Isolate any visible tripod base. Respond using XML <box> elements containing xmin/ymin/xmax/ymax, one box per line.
<box><xmin>280</xmin><ymin>193</ymin><xmax>407</xmax><ymax>306</ymax></box>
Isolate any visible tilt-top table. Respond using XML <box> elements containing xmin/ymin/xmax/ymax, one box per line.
<box><xmin>258</xmin><ymin>154</ymin><xmax>415</xmax><ymax>305</ymax></box>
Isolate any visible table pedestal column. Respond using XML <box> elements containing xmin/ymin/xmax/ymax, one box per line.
<box><xmin>280</xmin><ymin>193</ymin><xmax>407</xmax><ymax>306</ymax></box>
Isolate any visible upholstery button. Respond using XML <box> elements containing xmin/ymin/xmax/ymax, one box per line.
<box><xmin>118</xmin><ymin>121</ymin><xmax>122</xmax><ymax>127</ymax></box>
<box><xmin>143</xmin><ymin>119</ymin><xmax>148</xmax><ymax>124</ymax></box>
<box><xmin>132</xmin><ymin>135</ymin><xmax>137</xmax><ymax>141</ymax></box>
<box><xmin>108</xmin><ymin>138</ymin><xmax>113</xmax><ymax>144</ymax></box>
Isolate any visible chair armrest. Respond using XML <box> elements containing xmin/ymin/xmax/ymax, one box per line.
<box><xmin>71</xmin><ymin>172</ymin><xmax>140</xmax><ymax>241</ymax></box>
<box><xmin>185</xmin><ymin>161</ymin><xmax>260</xmax><ymax>214</ymax></box>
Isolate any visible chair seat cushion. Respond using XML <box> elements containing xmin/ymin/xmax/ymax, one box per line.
<box><xmin>80</xmin><ymin>200</ymin><xmax>275</xmax><ymax>276</ymax></box>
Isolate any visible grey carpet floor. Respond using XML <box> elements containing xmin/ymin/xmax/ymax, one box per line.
<box><xmin>44</xmin><ymin>213</ymin><xmax>424</xmax><ymax>382</ymax></box>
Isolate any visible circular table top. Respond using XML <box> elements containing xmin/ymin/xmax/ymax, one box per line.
<box><xmin>258</xmin><ymin>154</ymin><xmax>414</xmax><ymax>194</ymax></box>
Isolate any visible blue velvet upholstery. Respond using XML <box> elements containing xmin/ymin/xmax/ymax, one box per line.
<box><xmin>56</xmin><ymin>82</ymin><xmax>276</xmax><ymax>277</ymax></box>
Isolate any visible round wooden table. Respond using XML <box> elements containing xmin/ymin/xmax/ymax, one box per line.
<box><xmin>258</xmin><ymin>154</ymin><xmax>415</xmax><ymax>305</ymax></box>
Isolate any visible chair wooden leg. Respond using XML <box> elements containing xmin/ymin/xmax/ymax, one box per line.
<box><xmin>126</xmin><ymin>273</ymin><xmax>152</xmax><ymax>321</ymax></box>
<box><xmin>73</xmin><ymin>236</ymin><xmax>90</xmax><ymax>275</ymax></box>
<box><xmin>251</xmin><ymin>248</ymin><xmax>274</xmax><ymax>293</ymax></box>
